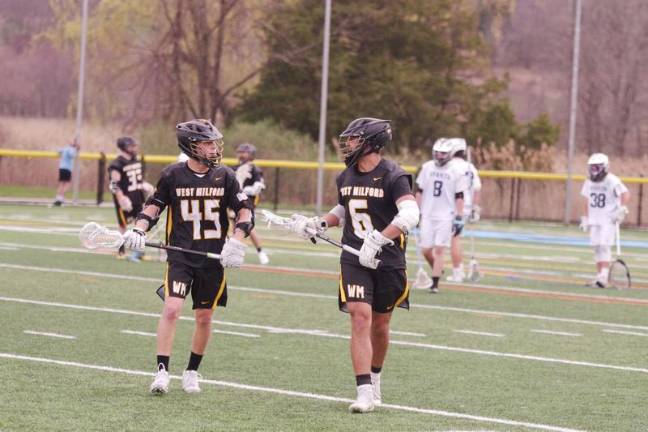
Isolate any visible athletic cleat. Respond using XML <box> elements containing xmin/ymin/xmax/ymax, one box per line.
<box><xmin>258</xmin><ymin>251</ymin><xmax>269</xmax><ymax>265</ymax></box>
<box><xmin>370</xmin><ymin>373</ymin><xmax>382</xmax><ymax>405</ymax></box>
<box><xmin>446</xmin><ymin>275</ymin><xmax>464</xmax><ymax>283</ymax></box>
<box><xmin>182</xmin><ymin>370</ymin><xmax>202</xmax><ymax>394</ymax></box>
<box><xmin>430</xmin><ymin>286</ymin><xmax>439</xmax><ymax>293</ymax></box>
<box><xmin>150</xmin><ymin>365</ymin><xmax>170</xmax><ymax>394</ymax></box>
<box><xmin>585</xmin><ymin>280</ymin><xmax>606</xmax><ymax>289</ymax></box>
<box><xmin>349</xmin><ymin>384</ymin><xmax>375</xmax><ymax>413</ymax></box>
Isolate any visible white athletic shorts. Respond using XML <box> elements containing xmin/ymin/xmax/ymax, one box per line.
<box><xmin>419</xmin><ymin>218</ymin><xmax>453</xmax><ymax>248</ymax></box>
<box><xmin>589</xmin><ymin>223</ymin><xmax>615</xmax><ymax>246</ymax></box>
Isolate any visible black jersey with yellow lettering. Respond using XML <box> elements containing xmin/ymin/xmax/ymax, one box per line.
<box><xmin>152</xmin><ymin>163</ymin><xmax>251</xmax><ymax>268</ymax></box>
<box><xmin>336</xmin><ymin>158</ymin><xmax>413</xmax><ymax>270</ymax></box>
<box><xmin>108</xmin><ymin>155</ymin><xmax>146</xmax><ymax>207</ymax></box>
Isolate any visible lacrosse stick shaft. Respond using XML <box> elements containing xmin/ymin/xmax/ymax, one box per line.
<box><xmin>144</xmin><ymin>242</ymin><xmax>221</xmax><ymax>260</ymax></box>
<box><xmin>313</xmin><ymin>232</ymin><xmax>361</xmax><ymax>257</ymax></box>
<box><xmin>615</xmin><ymin>222</ymin><xmax>621</xmax><ymax>257</ymax></box>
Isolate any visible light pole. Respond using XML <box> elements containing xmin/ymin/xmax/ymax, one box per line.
<box><xmin>72</xmin><ymin>0</ymin><xmax>89</xmax><ymax>203</ymax></box>
<box><xmin>564</xmin><ymin>0</ymin><xmax>583</xmax><ymax>223</ymax></box>
<box><xmin>315</xmin><ymin>0</ymin><xmax>332</xmax><ymax>215</ymax></box>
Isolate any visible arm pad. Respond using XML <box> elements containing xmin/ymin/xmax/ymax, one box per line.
<box><xmin>109</xmin><ymin>180</ymin><xmax>120</xmax><ymax>194</ymax></box>
<box><xmin>136</xmin><ymin>212</ymin><xmax>159</xmax><ymax>232</ymax></box>
<box><xmin>455</xmin><ymin>192</ymin><xmax>464</xmax><ymax>199</ymax></box>
<box><xmin>328</xmin><ymin>204</ymin><xmax>346</xmax><ymax>226</ymax></box>
<box><xmin>391</xmin><ymin>200</ymin><xmax>419</xmax><ymax>234</ymax></box>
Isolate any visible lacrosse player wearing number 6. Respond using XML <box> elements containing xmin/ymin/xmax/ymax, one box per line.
<box><xmin>290</xmin><ymin>118</ymin><xmax>418</xmax><ymax>414</ymax></box>
<box><xmin>122</xmin><ymin>119</ymin><xmax>253</xmax><ymax>395</ymax></box>
<box><xmin>579</xmin><ymin>153</ymin><xmax>630</xmax><ymax>288</ymax></box>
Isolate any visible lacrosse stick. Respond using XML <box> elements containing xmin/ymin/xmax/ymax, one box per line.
<box><xmin>261</xmin><ymin>210</ymin><xmax>362</xmax><ymax>258</ymax></box>
<box><xmin>411</xmin><ymin>227</ymin><xmax>432</xmax><ymax>290</ymax></box>
<box><xmin>79</xmin><ymin>222</ymin><xmax>222</xmax><ymax>260</ymax></box>
<box><xmin>467</xmin><ymin>231</ymin><xmax>481</xmax><ymax>282</ymax></box>
<box><xmin>608</xmin><ymin>222</ymin><xmax>631</xmax><ymax>289</ymax></box>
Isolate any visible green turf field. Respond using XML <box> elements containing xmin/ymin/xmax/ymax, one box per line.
<box><xmin>1</xmin><ymin>204</ymin><xmax>648</xmax><ymax>431</ymax></box>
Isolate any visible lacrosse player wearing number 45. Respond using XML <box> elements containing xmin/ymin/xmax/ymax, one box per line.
<box><xmin>580</xmin><ymin>153</ymin><xmax>630</xmax><ymax>288</ymax></box>
<box><xmin>290</xmin><ymin>118</ymin><xmax>418</xmax><ymax>414</ymax></box>
<box><xmin>122</xmin><ymin>119</ymin><xmax>253</xmax><ymax>395</ymax></box>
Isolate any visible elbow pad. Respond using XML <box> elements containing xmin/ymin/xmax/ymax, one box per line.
<box><xmin>391</xmin><ymin>200</ymin><xmax>419</xmax><ymax>234</ymax></box>
<box><xmin>455</xmin><ymin>192</ymin><xmax>464</xmax><ymax>199</ymax></box>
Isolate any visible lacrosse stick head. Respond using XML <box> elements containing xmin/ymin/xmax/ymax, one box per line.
<box><xmin>79</xmin><ymin>222</ymin><xmax>124</xmax><ymax>250</ymax></box>
<box><xmin>467</xmin><ymin>258</ymin><xmax>481</xmax><ymax>282</ymax></box>
<box><xmin>412</xmin><ymin>267</ymin><xmax>433</xmax><ymax>290</ymax></box>
<box><xmin>260</xmin><ymin>209</ymin><xmax>294</xmax><ymax>229</ymax></box>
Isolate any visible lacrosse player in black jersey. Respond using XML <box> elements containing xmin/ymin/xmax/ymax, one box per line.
<box><xmin>234</xmin><ymin>142</ymin><xmax>269</xmax><ymax>264</ymax></box>
<box><xmin>108</xmin><ymin>136</ymin><xmax>153</xmax><ymax>261</ymax></box>
<box><xmin>122</xmin><ymin>119</ymin><xmax>253</xmax><ymax>395</ymax></box>
<box><xmin>290</xmin><ymin>118</ymin><xmax>419</xmax><ymax>413</ymax></box>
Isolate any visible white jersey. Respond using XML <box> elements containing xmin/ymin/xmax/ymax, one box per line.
<box><xmin>416</xmin><ymin>158</ymin><xmax>468</xmax><ymax>220</ymax></box>
<box><xmin>451</xmin><ymin>159</ymin><xmax>481</xmax><ymax>215</ymax></box>
<box><xmin>580</xmin><ymin>174</ymin><xmax>628</xmax><ymax>225</ymax></box>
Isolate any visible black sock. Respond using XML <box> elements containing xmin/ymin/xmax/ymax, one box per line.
<box><xmin>256</xmin><ymin>247</ymin><xmax>262</xmax><ymax>253</ymax></box>
<box><xmin>355</xmin><ymin>374</ymin><xmax>371</xmax><ymax>386</ymax></box>
<box><xmin>157</xmin><ymin>355</ymin><xmax>169</xmax><ymax>371</ymax></box>
<box><xmin>432</xmin><ymin>277</ymin><xmax>440</xmax><ymax>288</ymax></box>
<box><xmin>118</xmin><ymin>245</ymin><xmax>125</xmax><ymax>255</ymax></box>
<box><xmin>187</xmin><ymin>351</ymin><xmax>203</xmax><ymax>371</ymax></box>
<box><xmin>371</xmin><ymin>366</ymin><xmax>382</xmax><ymax>374</ymax></box>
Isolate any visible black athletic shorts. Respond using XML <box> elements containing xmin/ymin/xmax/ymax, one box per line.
<box><xmin>162</xmin><ymin>261</ymin><xmax>228</xmax><ymax>310</ymax></box>
<box><xmin>338</xmin><ymin>263</ymin><xmax>409</xmax><ymax>313</ymax></box>
<box><xmin>58</xmin><ymin>169</ymin><xmax>72</xmax><ymax>182</ymax></box>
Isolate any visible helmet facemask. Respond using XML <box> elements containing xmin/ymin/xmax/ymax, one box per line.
<box><xmin>339</xmin><ymin>135</ymin><xmax>368</xmax><ymax>167</ymax></box>
<box><xmin>434</xmin><ymin>151</ymin><xmax>451</xmax><ymax>167</ymax></box>
<box><xmin>190</xmin><ymin>139</ymin><xmax>224</xmax><ymax>168</ymax></box>
<box><xmin>588</xmin><ymin>163</ymin><xmax>607</xmax><ymax>182</ymax></box>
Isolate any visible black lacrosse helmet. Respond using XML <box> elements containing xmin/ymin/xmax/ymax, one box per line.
<box><xmin>116</xmin><ymin>136</ymin><xmax>137</xmax><ymax>157</ymax></box>
<box><xmin>236</xmin><ymin>142</ymin><xmax>257</xmax><ymax>161</ymax></box>
<box><xmin>176</xmin><ymin>119</ymin><xmax>224</xmax><ymax>168</ymax></box>
<box><xmin>338</xmin><ymin>118</ymin><xmax>392</xmax><ymax>167</ymax></box>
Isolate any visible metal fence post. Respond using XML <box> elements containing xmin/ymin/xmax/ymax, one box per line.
<box><xmin>515</xmin><ymin>178</ymin><xmax>522</xmax><ymax>220</ymax></box>
<box><xmin>273</xmin><ymin>167</ymin><xmax>280</xmax><ymax>211</ymax></box>
<box><xmin>638</xmin><ymin>175</ymin><xmax>644</xmax><ymax>227</ymax></box>
<box><xmin>96</xmin><ymin>152</ymin><xmax>106</xmax><ymax>205</ymax></box>
<box><xmin>508</xmin><ymin>177</ymin><xmax>515</xmax><ymax>223</ymax></box>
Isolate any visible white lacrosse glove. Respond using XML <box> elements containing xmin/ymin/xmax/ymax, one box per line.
<box><xmin>118</xmin><ymin>195</ymin><xmax>133</xmax><ymax>212</ymax></box>
<box><xmin>290</xmin><ymin>214</ymin><xmax>327</xmax><ymax>240</ymax></box>
<box><xmin>579</xmin><ymin>216</ymin><xmax>589</xmax><ymax>232</ymax></box>
<box><xmin>610</xmin><ymin>206</ymin><xmax>629</xmax><ymax>224</ymax></box>
<box><xmin>469</xmin><ymin>205</ymin><xmax>481</xmax><ymax>223</ymax></box>
<box><xmin>359</xmin><ymin>230</ymin><xmax>394</xmax><ymax>269</ymax></box>
<box><xmin>123</xmin><ymin>227</ymin><xmax>146</xmax><ymax>251</ymax></box>
<box><xmin>221</xmin><ymin>237</ymin><xmax>247</xmax><ymax>268</ymax></box>
<box><xmin>243</xmin><ymin>182</ymin><xmax>265</xmax><ymax>196</ymax></box>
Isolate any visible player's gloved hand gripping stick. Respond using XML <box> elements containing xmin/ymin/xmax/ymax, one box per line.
<box><xmin>79</xmin><ymin>222</ymin><xmax>222</xmax><ymax>260</ymax></box>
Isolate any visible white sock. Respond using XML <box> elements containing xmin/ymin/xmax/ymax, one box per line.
<box><xmin>599</xmin><ymin>268</ymin><xmax>609</xmax><ymax>281</ymax></box>
<box><xmin>370</xmin><ymin>372</ymin><xmax>380</xmax><ymax>383</ymax></box>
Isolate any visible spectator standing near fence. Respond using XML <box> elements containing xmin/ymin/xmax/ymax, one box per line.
<box><xmin>53</xmin><ymin>138</ymin><xmax>80</xmax><ymax>206</ymax></box>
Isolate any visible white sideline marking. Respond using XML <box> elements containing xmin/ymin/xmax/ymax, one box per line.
<box><xmin>531</xmin><ymin>330</ymin><xmax>582</xmax><ymax>337</ymax></box>
<box><xmin>3</xmin><ymin>262</ymin><xmax>648</xmax><ymax>332</ymax></box>
<box><xmin>602</xmin><ymin>329</ymin><xmax>648</xmax><ymax>337</ymax></box>
<box><xmin>391</xmin><ymin>330</ymin><xmax>426</xmax><ymax>337</ymax></box>
<box><xmin>0</xmin><ymin>352</ymin><xmax>586</xmax><ymax>432</ymax></box>
<box><xmin>122</xmin><ymin>329</ymin><xmax>156</xmax><ymax>337</ymax></box>
<box><xmin>455</xmin><ymin>330</ymin><xmax>505</xmax><ymax>338</ymax></box>
<box><xmin>4</xmin><ymin>295</ymin><xmax>648</xmax><ymax>376</ymax></box>
<box><xmin>213</xmin><ymin>329</ymin><xmax>260</xmax><ymax>338</ymax></box>
<box><xmin>23</xmin><ymin>330</ymin><xmax>76</xmax><ymax>340</ymax></box>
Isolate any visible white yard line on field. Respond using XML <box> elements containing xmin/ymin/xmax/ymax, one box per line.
<box><xmin>454</xmin><ymin>330</ymin><xmax>505</xmax><ymax>338</ymax></box>
<box><xmin>4</xmin><ymin>295</ymin><xmax>648</xmax><ymax>376</ymax></box>
<box><xmin>2</xmin><ymin>262</ymin><xmax>648</xmax><ymax>331</ymax></box>
<box><xmin>121</xmin><ymin>329</ymin><xmax>156</xmax><ymax>337</ymax></box>
<box><xmin>391</xmin><ymin>330</ymin><xmax>426</xmax><ymax>337</ymax></box>
<box><xmin>23</xmin><ymin>330</ymin><xmax>76</xmax><ymax>340</ymax></box>
<box><xmin>602</xmin><ymin>329</ymin><xmax>648</xmax><ymax>337</ymax></box>
<box><xmin>0</xmin><ymin>352</ymin><xmax>586</xmax><ymax>432</ymax></box>
<box><xmin>530</xmin><ymin>330</ymin><xmax>582</xmax><ymax>337</ymax></box>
